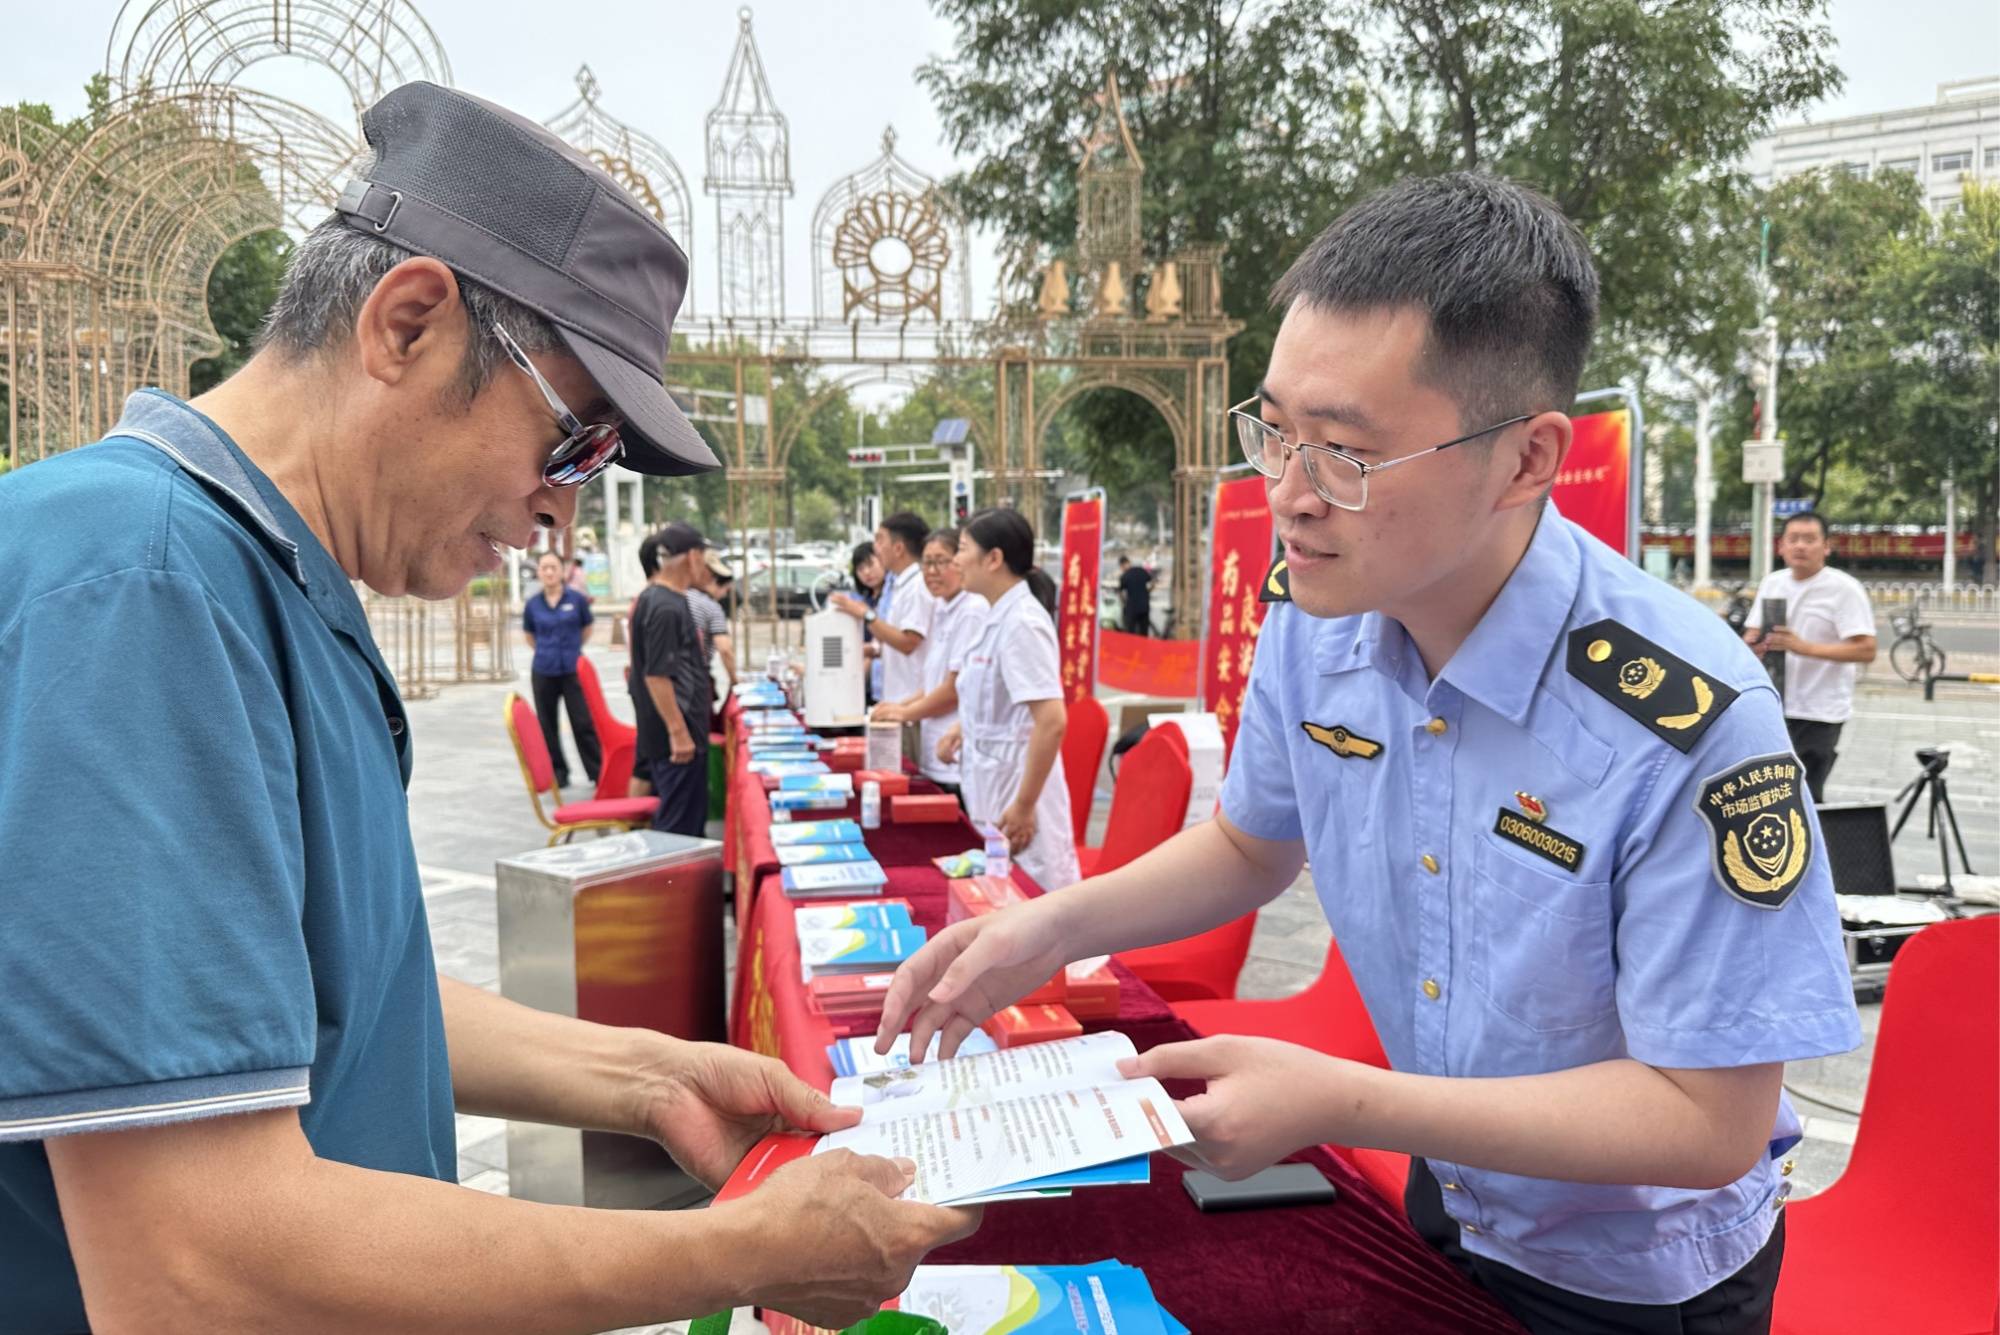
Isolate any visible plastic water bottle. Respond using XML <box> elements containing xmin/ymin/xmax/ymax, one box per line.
<box><xmin>983</xmin><ymin>824</ymin><xmax>1012</xmax><ymax>880</ymax></box>
<box><xmin>765</xmin><ymin>649</ymin><xmax>785</xmax><ymax>682</ymax></box>
<box><xmin>860</xmin><ymin>780</ymin><xmax>882</xmax><ymax>830</ymax></box>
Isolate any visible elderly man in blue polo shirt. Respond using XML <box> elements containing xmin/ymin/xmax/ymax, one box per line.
<box><xmin>0</xmin><ymin>84</ymin><xmax>973</xmax><ymax>1334</ymax></box>
<box><xmin>877</xmin><ymin>175</ymin><xmax>1859</xmax><ymax>1335</ymax></box>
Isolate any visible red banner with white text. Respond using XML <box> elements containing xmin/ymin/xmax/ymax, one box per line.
<box><xmin>1554</xmin><ymin>409</ymin><xmax>1631</xmax><ymax>557</ymax></box>
<box><xmin>1056</xmin><ymin>494</ymin><xmax>1104</xmax><ymax>703</ymax></box>
<box><xmin>1097</xmin><ymin>630</ymin><xmax>1200</xmax><ymax>698</ymax></box>
<box><xmin>1200</xmin><ymin>476</ymin><xmax>1277</xmax><ymax>761</ymax></box>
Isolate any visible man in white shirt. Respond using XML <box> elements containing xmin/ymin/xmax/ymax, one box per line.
<box><xmin>832</xmin><ymin>511</ymin><xmax>935</xmax><ymax>708</ymax></box>
<box><xmin>1743</xmin><ymin>512</ymin><xmax>1877</xmax><ymax>801</ymax></box>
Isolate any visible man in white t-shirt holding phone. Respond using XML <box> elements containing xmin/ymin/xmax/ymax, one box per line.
<box><xmin>1743</xmin><ymin>511</ymin><xmax>1877</xmax><ymax>802</ymax></box>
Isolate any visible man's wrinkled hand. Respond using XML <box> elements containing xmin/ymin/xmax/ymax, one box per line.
<box><xmin>638</xmin><ymin>1043</ymin><xmax>859</xmax><ymax>1190</ymax></box>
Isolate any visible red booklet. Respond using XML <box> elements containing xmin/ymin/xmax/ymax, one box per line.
<box><xmin>806</xmin><ymin>971</ymin><xmax>897</xmax><ymax>1014</ymax></box>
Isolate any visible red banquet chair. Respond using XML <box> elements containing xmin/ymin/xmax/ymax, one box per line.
<box><xmin>1061</xmin><ymin>694</ymin><xmax>1110</xmax><ymax>845</ymax></box>
<box><xmin>1173</xmin><ymin>937</ymin><xmax>1409</xmax><ymax>1205</ymax></box>
<box><xmin>1772</xmin><ymin>914</ymin><xmax>1998</xmax><ymax>1335</ymax></box>
<box><xmin>573</xmin><ymin>655</ymin><xmax>638</xmax><ymax>801</ymax></box>
<box><xmin>1092</xmin><ymin>725</ymin><xmax>1258</xmax><ymax>1003</ymax></box>
<box><xmin>1078</xmin><ymin>725</ymin><xmax>1191</xmax><ymax>880</ymax></box>
<box><xmin>503</xmin><ymin>693</ymin><xmax>657</xmax><ymax>846</ymax></box>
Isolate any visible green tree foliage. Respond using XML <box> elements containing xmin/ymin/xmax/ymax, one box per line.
<box><xmin>190</xmin><ymin>229</ymin><xmax>292</xmax><ymax>395</ymax></box>
<box><xmin>919</xmin><ymin>0</ymin><xmax>1840</xmax><ymax>509</ymax></box>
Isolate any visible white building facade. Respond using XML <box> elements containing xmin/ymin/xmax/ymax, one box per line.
<box><xmin>1746</xmin><ymin>77</ymin><xmax>1999</xmax><ymax>215</ymax></box>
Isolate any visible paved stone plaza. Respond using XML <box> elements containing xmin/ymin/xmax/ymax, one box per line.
<box><xmin>406</xmin><ymin>619</ymin><xmax>1995</xmax><ymax>1334</ymax></box>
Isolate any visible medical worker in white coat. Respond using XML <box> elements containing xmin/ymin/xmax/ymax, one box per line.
<box><xmin>939</xmin><ymin>509</ymin><xmax>1081</xmax><ymax>891</ymax></box>
<box><xmin>871</xmin><ymin>527</ymin><xmax>988</xmax><ymax>802</ymax></box>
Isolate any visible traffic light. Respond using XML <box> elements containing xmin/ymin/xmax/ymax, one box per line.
<box><xmin>846</xmin><ymin>448</ymin><xmax>886</xmax><ymax>466</ymax></box>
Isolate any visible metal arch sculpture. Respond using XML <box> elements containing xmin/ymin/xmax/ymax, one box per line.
<box><xmin>544</xmin><ymin>65</ymin><xmax>695</xmax><ymax>309</ymax></box>
<box><xmin>809</xmin><ymin>125</ymin><xmax>970</xmax><ymax>325</ymax></box>
<box><xmin>106</xmin><ymin>0</ymin><xmax>451</xmax><ymax>118</ymax></box>
<box><xmin>3</xmin><ymin>85</ymin><xmax>354</xmax><ymax>464</ymax></box>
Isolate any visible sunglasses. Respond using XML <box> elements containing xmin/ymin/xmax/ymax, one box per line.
<box><xmin>493</xmin><ymin>322</ymin><xmax>625</xmax><ymax>487</ymax></box>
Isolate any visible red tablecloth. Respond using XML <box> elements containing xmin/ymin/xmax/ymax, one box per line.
<box><xmin>723</xmin><ymin>725</ymin><xmax>1523</xmax><ymax>1333</ymax></box>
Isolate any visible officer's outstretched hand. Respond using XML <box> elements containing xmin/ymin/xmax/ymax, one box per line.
<box><xmin>874</xmin><ymin>897</ymin><xmax>1070</xmax><ymax>1063</ymax></box>
<box><xmin>1118</xmin><ymin>1035</ymin><xmax>1347</xmax><ymax>1181</ymax></box>
<box><xmin>732</xmin><ymin>1149</ymin><xmax>982</xmax><ymax>1329</ymax></box>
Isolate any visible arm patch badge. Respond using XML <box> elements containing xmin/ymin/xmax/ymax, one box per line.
<box><xmin>1695</xmin><ymin>753</ymin><xmax>1811</xmax><ymax>909</ymax></box>
<box><xmin>1260</xmin><ymin>556</ymin><xmax>1291</xmax><ymax>603</ymax></box>
<box><xmin>1566</xmin><ymin>619</ymin><xmax>1739</xmax><ymax>753</ymax></box>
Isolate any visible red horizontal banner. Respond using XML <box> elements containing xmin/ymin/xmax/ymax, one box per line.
<box><xmin>1098</xmin><ymin>629</ymin><xmax>1199</xmax><ymax>698</ymax></box>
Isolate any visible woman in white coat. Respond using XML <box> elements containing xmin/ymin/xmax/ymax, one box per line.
<box><xmin>869</xmin><ymin>528</ymin><xmax>987</xmax><ymax>803</ymax></box>
<box><xmin>938</xmin><ymin>509</ymin><xmax>1081</xmax><ymax>891</ymax></box>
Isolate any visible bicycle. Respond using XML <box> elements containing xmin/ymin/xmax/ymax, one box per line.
<box><xmin>1889</xmin><ymin>600</ymin><xmax>1947</xmax><ymax>684</ymax></box>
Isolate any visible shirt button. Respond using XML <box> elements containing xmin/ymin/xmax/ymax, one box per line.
<box><xmin>1780</xmin><ymin>1159</ymin><xmax>1794</xmax><ymax>1177</ymax></box>
<box><xmin>387</xmin><ymin>716</ymin><xmax>405</xmax><ymax>737</ymax></box>
<box><xmin>1421</xmin><ymin>853</ymin><xmax>1440</xmax><ymax>875</ymax></box>
<box><xmin>1442</xmin><ymin>1181</ymin><xmax>1462</xmax><ymax>1192</ymax></box>
<box><xmin>1422</xmin><ymin>978</ymin><xmax>1441</xmax><ymax>1001</ymax></box>
<box><xmin>1461</xmin><ymin>1222</ymin><xmax>1481</xmax><ymax>1235</ymax></box>
<box><xmin>1426</xmin><ymin>717</ymin><xmax>1448</xmax><ymax>735</ymax></box>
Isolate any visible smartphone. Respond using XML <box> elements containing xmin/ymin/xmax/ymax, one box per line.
<box><xmin>1182</xmin><ymin>1164</ymin><xmax>1338</xmax><ymax>1212</ymax></box>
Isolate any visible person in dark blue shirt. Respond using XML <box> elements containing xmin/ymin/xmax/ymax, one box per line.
<box><xmin>522</xmin><ymin>548</ymin><xmax>601</xmax><ymax>789</ymax></box>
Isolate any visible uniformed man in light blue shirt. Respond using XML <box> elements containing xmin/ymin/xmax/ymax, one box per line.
<box><xmin>878</xmin><ymin>172</ymin><xmax>1861</xmax><ymax>1333</ymax></box>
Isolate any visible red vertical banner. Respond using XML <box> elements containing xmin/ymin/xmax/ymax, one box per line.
<box><xmin>1555</xmin><ymin>409</ymin><xmax>1632</xmax><ymax>556</ymax></box>
<box><xmin>1200</xmin><ymin>476</ymin><xmax>1277</xmax><ymax>761</ymax></box>
<box><xmin>1057</xmin><ymin>493</ymin><xmax>1104</xmax><ymax>704</ymax></box>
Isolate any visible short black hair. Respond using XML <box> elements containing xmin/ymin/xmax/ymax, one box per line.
<box><xmin>1271</xmin><ymin>172</ymin><xmax>1599</xmax><ymax>426</ymax></box>
<box><xmin>1781</xmin><ymin>511</ymin><xmax>1829</xmax><ymax>540</ymax></box>
<box><xmin>879</xmin><ymin>511</ymin><xmax>930</xmax><ymax>560</ymax></box>
<box><xmin>638</xmin><ymin>532</ymin><xmax>662</xmax><ymax>577</ymax></box>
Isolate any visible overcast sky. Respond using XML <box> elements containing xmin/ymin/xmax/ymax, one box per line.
<box><xmin>5</xmin><ymin>0</ymin><xmax>1994</xmax><ymax>325</ymax></box>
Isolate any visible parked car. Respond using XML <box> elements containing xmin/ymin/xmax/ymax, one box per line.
<box><xmin>742</xmin><ymin>564</ymin><xmax>841</xmax><ymax>619</ymax></box>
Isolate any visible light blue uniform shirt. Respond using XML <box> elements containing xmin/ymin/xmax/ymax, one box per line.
<box><xmin>0</xmin><ymin>391</ymin><xmax>454</xmax><ymax>1331</ymax></box>
<box><xmin>1220</xmin><ymin>508</ymin><xmax>1860</xmax><ymax>1305</ymax></box>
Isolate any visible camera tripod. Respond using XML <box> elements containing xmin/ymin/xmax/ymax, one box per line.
<box><xmin>1891</xmin><ymin>747</ymin><xmax>1976</xmax><ymax>896</ymax></box>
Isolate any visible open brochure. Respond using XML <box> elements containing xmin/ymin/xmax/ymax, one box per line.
<box><xmin>816</xmin><ymin>1032</ymin><xmax>1193</xmax><ymax>1206</ymax></box>
<box><xmin>713</xmin><ymin>1034</ymin><xmax>1191</xmax><ymax>1210</ymax></box>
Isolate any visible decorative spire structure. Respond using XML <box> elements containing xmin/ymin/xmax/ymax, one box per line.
<box><xmin>704</xmin><ymin>7</ymin><xmax>791</xmax><ymax>320</ymax></box>
<box><xmin>811</xmin><ymin>123</ymin><xmax>971</xmax><ymax>323</ymax></box>
<box><xmin>1075</xmin><ymin>68</ymin><xmax>1145</xmax><ymax>283</ymax></box>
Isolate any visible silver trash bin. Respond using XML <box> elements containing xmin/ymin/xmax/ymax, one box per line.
<box><xmin>495</xmin><ymin>830</ymin><xmax>725</xmax><ymax>1209</ymax></box>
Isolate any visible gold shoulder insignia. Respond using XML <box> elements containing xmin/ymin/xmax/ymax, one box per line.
<box><xmin>1302</xmin><ymin>721</ymin><xmax>1382</xmax><ymax>760</ymax></box>
<box><xmin>1259</xmin><ymin>556</ymin><xmax>1291</xmax><ymax>603</ymax></box>
<box><xmin>1695</xmin><ymin>753</ymin><xmax>1812</xmax><ymax>909</ymax></box>
<box><xmin>1566</xmin><ymin>619</ymin><xmax>1739</xmax><ymax>753</ymax></box>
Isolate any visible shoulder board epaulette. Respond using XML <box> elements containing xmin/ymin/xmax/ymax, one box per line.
<box><xmin>1259</xmin><ymin>556</ymin><xmax>1291</xmax><ymax>603</ymax></box>
<box><xmin>1565</xmin><ymin>618</ymin><xmax>1739</xmax><ymax>753</ymax></box>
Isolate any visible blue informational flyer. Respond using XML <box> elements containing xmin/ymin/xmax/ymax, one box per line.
<box><xmin>774</xmin><ymin>841</ymin><xmax>876</xmax><ymax>867</ymax></box>
<box><xmin>797</xmin><ymin>927</ymin><xmax>926</xmax><ymax>973</ymax></box>
<box><xmin>895</xmin><ymin>1260</ymin><xmax>1185</xmax><ymax>1335</ymax></box>
<box><xmin>768</xmin><ymin>819</ymin><xmax>865</xmax><ymax>847</ymax></box>
<box><xmin>780</xmin><ymin>859</ymin><xmax>888</xmax><ymax>893</ymax></box>
<box><xmin>794</xmin><ymin>902</ymin><xmax>915</xmax><ymax>935</ymax></box>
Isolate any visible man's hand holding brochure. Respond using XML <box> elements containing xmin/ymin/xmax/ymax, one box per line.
<box><xmin>718</xmin><ymin>1033</ymin><xmax>1195</xmax><ymax>1208</ymax></box>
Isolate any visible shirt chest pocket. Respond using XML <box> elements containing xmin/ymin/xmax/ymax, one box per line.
<box><xmin>1468</xmin><ymin>836</ymin><xmax>1617</xmax><ymax>1033</ymax></box>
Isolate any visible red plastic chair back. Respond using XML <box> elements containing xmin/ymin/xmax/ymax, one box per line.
<box><xmin>575</xmin><ymin>656</ymin><xmax>637</xmax><ymax>798</ymax></box>
<box><xmin>1061</xmin><ymin>694</ymin><xmax>1110</xmax><ymax>843</ymax></box>
<box><xmin>1772</xmin><ymin>914</ymin><xmax>1998</xmax><ymax>1334</ymax></box>
<box><xmin>1174</xmin><ymin>937</ymin><xmax>1388</xmax><ymax>1067</ymax></box>
<box><xmin>1172</xmin><ymin>938</ymin><xmax>1401</xmax><ymax>1202</ymax></box>
<box><xmin>506</xmin><ymin>693</ymin><xmax>558</xmax><ymax>796</ymax></box>
<box><xmin>1092</xmin><ymin>726</ymin><xmax>1192</xmax><ymax>877</ymax></box>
